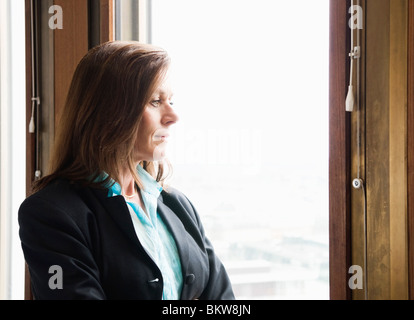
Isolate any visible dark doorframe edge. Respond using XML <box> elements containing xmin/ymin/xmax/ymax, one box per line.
<box><xmin>329</xmin><ymin>0</ymin><xmax>352</xmax><ymax>300</ymax></box>
<box><xmin>407</xmin><ymin>0</ymin><xmax>414</xmax><ymax>301</ymax></box>
<box><xmin>24</xmin><ymin>0</ymin><xmax>35</xmax><ymax>300</ymax></box>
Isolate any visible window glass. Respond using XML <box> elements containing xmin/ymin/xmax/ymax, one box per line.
<box><xmin>117</xmin><ymin>0</ymin><xmax>329</xmax><ymax>299</ymax></box>
<box><xmin>115</xmin><ymin>0</ymin><xmax>139</xmax><ymax>41</ymax></box>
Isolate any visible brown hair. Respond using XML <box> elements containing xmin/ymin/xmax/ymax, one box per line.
<box><xmin>33</xmin><ymin>41</ymin><xmax>172</xmax><ymax>193</ymax></box>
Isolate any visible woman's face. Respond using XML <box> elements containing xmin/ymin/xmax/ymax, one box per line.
<box><xmin>134</xmin><ymin>77</ymin><xmax>179</xmax><ymax>162</ymax></box>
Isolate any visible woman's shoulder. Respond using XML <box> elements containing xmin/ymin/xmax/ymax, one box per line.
<box><xmin>160</xmin><ymin>185</ymin><xmax>200</xmax><ymax>220</ymax></box>
<box><xmin>161</xmin><ymin>185</ymin><xmax>191</xmax><ymax>205</ymax></box>
<box><xmin>19</xmin><ymin>179</ymin><xmax>96</xmax><ymax>219</ymax></box>
<box><xmin>24</xmin><ymin>179</ymin><xmax>83</xmax><ymax>202</ymax></box>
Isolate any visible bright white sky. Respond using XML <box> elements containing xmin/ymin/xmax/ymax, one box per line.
<box><xmin>151</xmin><ymin>0</ymin><xmax>329</xmax><ymax>232</ymax></box>
<box><xmin>151</xmin><ymin>0</ymin><xmax>329</xmax><ymax>170</ymax></box>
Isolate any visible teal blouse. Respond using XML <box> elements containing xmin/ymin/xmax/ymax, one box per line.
<box><xmin>106</xmin><ymin>165</ymin><xmax>183</xmax><ymax>299</ymax></box>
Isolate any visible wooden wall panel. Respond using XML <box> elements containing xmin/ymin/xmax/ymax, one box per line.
<box><xmin>365</xmin><ymin>0</ymin><xmax>391</xmax><ymax>300</ymax></box>
<box><xmin>53</xmin><ymin>0</ymin><xmax>89</xmax><ymax>129</ymax></box>
<box><xmin>389</xmin><ymin>0</ymin><xmax>408</xmax><ymax>300</ymax></box>
<box><xmin>363</xmin><ymin>0</ymin><xmax>408</xmax><ymax>299</ymax></box>
<box><xmin>348</xmin><ymin>0</ymin><xmax>410</xmax><ymax>300</ymax></box>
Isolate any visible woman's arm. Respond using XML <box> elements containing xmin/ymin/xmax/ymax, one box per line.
<box><xmin>18</xmin><ymin>195</ymin><xmax>106</xmax><ymax>300</ymax></box>
<box><xmin>181</xmin><ymin>194</ymin><xmax>235</xmax><ymax>300</ymax></box>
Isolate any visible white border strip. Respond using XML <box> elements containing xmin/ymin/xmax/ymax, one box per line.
<box><xmin>0</xmin><ymin>0</ymin><xmax>26</xmax><ymax>300</ymax></box>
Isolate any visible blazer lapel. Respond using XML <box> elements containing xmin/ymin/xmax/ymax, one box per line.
<box><xmin>91</xmin><ymin>188</ymin><xmax>142</xmax><ymax>249</ymax></box>
<box><xmin>157</xmin><ymin>197</ymin><xmax>190</xmax><ymax>286</ymax></box>
<box><xmin>93</xmin><ymin>187</ymin><xmax>193</xmax><ymax>298</ymax></box>
<box><xmin>92</xmin><ymin>187</ymin><xmax>190</xmax><ymax>269</ymax></box>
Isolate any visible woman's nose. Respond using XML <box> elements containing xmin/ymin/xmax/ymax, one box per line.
<box><xmin>163</xmin><ymin>104</ymin><xmax>179</xmax><ymax>126</ymax></box>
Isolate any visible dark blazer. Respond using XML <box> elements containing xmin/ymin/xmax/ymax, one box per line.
<box><xmin>18</xmin><ymin>179</ymin><xmax>235</xmax><ymax>300</ymax></box>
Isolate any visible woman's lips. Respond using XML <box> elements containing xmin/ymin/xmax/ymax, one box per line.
<box><xmin>153</xmin><ymin>134</ymin><xmax>170</xmax><ymax>142</ymax></box>
<box><xmin>153</xmin><ymin>128</ymin><xmax>170</xmax><ymax>142</ymax></box>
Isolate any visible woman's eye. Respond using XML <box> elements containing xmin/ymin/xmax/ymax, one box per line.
<box><xmin>151</xmin><ymin>100</ymin><xmax>161</xmax><ymax>107</ymax></box>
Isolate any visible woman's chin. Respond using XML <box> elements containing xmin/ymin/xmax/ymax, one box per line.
<box><xmin>152</xmin><ymin>144</ymin><xmax>168</xmax><ymax>161</ymax></box>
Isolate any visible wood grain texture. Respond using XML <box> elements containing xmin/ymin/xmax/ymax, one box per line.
<box><xmin>54</xmin><ymin>0</ymin><xmax>89</xmax><ymax>129</ymax></box>
<box><xmin>100</xmin><ymin>0</ymin><xmax>114</xmax><ymax>43</ymax></box>
<box><xmin>407</xmin><ymin>0</ymin><xmax>414</xmax><ymax>300</ymax></box>
<box><xmin>329</xmin><ymin>0</ymin><xmax>352</xmax><ymax>300</ymax></box>
<box><xmin>389</xmin><ymin>0</ymin><xmax>408</xmax><ymax>300</ymax></box>
<box><xmin>363</xmin><ymin>0</ymin><xmax>409</xmax><ymax>299</ymax></box>
<box><xmin>350</xmin><ymin>0</ymin><xmax>367</xmax><ymax>301</ymax></box>
<box><xmin>365</xmin><ymin>0</ymin><xmax>391</xmax><ymax>300</ymax></box>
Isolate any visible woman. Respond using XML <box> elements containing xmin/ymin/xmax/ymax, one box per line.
<box><xmin>18</xmin><ymin>41</ymin><xmax>235</xmax><ymax>300</ymax></box>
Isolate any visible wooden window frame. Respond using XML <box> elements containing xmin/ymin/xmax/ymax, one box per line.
<box><xmin>331</xmin><ymin>0</ymin><xmax>414</xmax><ymax>300</ymax></box>
<box><xmin>329</xmin><ymin>0</ymin><xmax>352</xmax><ymax>300</ymax></box>
<box><xmin>24</xmin><ymin>0</ymin><xmax>114</xmax><ymax>300</ymax></box>
<box><xmin>408</xmin><ymin>0</ymin><xmax>414</xmax><ymax>301</ymax></box>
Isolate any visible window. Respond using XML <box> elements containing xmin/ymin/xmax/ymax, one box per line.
<box><xmin>117</xmin><ymin>0</ymin><xmax>329</xmax><ymax>299</ymax></box>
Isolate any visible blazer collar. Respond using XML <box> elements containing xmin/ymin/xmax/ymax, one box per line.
<box><xmin>91</xmin><ymin>188</ymin><xmax>143</xmax><ymax>251</ymax></box>
<box><xmin>157</xmin><ymin>193</ymin><xmax>191</xmax><ymax>300</ymax></box>
<box><xmin>157</xmin><ymin>196</ymin><xmax>190</xmax><ymax>274</ymax></box>
<box><xmin>91</xmin><ymin>187</ymin><xmax>191</xmax><ymax>291</ymax></box>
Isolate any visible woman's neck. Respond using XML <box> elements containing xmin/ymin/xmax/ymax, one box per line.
<box><xmin>119</xmin><ymin>170</ymin><xmax>137</xmax><ymax>196</ymax></box>
<box><xmin>118</xmin><ymin>168</ymin><xmax>148</xmax><ymax>217</ymax></box>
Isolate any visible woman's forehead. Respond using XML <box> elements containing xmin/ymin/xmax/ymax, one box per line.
<box><xmin>153</xmin><ymin>80</ymin><xmax>173</xmax><ymax>96</ymax></box>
